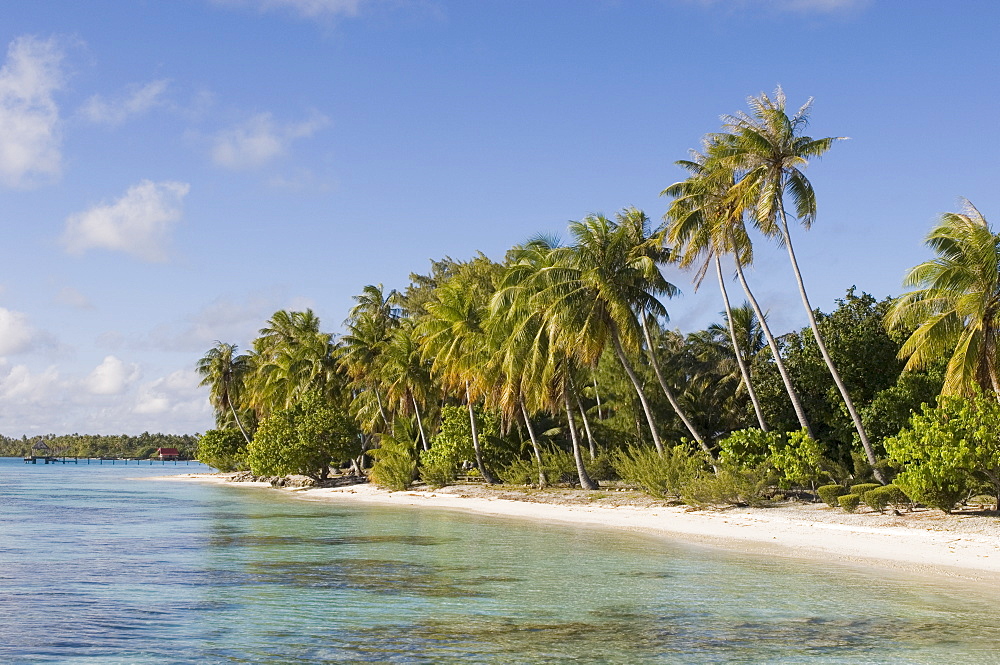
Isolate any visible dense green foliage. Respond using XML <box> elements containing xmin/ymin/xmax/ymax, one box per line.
<box><xmin>884</xmin><ymin>392</ymin><xmax>1000</xmax><ymax>512</ymax></box>
<box><xmin>246</xmin><ymin>392</ymin><xmax>359</xmax><ymax>480</ymax></box>
<box><xmin>197</xmin><ymin>429</ymin><xmax>247</xmax><ymax>471</ymax></box>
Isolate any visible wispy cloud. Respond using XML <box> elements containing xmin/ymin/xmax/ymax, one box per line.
<box><xmin>0</xmin><ymin>35</ymin><xmax>64</xmax><ymax>188</ymax></box>
<box><xmin>213</xmin><ymin>0</ymin><xmax>366</xmax><ymax>19</ymax></box>
<box><xmin>80</xmin><ymin>79</ymin><xmax>170</xmax><ymax>126</ymax></box>
<box><xmin>54</xmin><ymin>286</ymin><xmax>94</xmax><ymax>309</ymax></box>
<box><xmin>686</xmin><ymin>0</ymin><xmax>867</xmax><ymax>13</ymax></box>
<box><xmin>61</xmin><ymin>180</ymin><xmax>191</xmax><ymax>262</ymax></box>
<box><xmin>211</xmin><ymin>111</ymin><xmax>328</xmax><ymax>170</ymax></box>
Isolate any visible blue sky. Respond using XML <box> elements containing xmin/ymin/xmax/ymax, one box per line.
<box><xmin>0</xmin><ymin>0</ymin><xmax>996</xmax><ymax>436</ymax></box>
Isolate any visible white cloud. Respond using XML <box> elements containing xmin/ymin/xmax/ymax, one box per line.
<box><xmin>61</xmin><ymin>180</ymin><xmax>190</xmax><ymax>262</ymax></box>
<box><xmin>214</xmin><ymin>0</ymin><xmax>365</xmax><ymax>19</ymax></box>
<box><xmin>85</xmin><ymin>355</ymin><xmax>141</xmax><ymax>395</ymax></box>
<box><xmin>0</xmin><ymin>361</ymin><xmax>61</xmax><ymax>404</ymax></box>
<box><xmin>0</xmin><ymin>35</ymin><xmax>64</xmax><ymax>188</ymax></box>
<box><xmin>0</xmin><ymin>307</ymin><xmax>43</xmax><ymax>355</ymax></box>
<box><xmin>211</xmin><ymin>111</ymin><xmax>328</xmax><ymax>170</ymax></box>
<box><xmin>54</xmin><ymin>286</ymin><xmax>93</xmax><ymax>309</ymax></box>
<box><xmin>80</xmin><ymin>79</ymin><xmax>169</xmax><ymax>126</ymax></box>
<box><xmin>134</xmin><ymin>368</ymin><xmax>204</xmax><ymax>415</ymax></box>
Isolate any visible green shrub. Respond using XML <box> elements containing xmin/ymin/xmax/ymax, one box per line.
<box><xmin>817</xmin><ymin>484</ymin><xmax>848</xmax><ymax>507</ymax></box>
<box><xmin>681</xmin><ymin>464</ymin><xmax>772</xmax><ymax>508</ymax></box>
<box><xmin>369</xmin><ymin>436</ymin><xmax>417</xmax><ymax>491</ymax></box>
<box><xmin>584</xmin><ymin>453</ymin><xmax>617</xmax><ymax>482</ymax></box>
<box><xmin>610</xmin><ymin>445</ymin><xmax>703</xmax><ymax>499</ymax></box>
<box><xmin>864</xmin><ymin>484</ymin><xmax>911</xmax><ymax>513</ymax></box>
<box><xmin>769</xmin><ymin>429</ymin><xmax>839</xmax><ymax>488</ymax></box>
<box><xmin>849</xmin><ymin>483</ymin><xmax>882</xmax><ymax>501</ymax></box>
<box><xmin>718</xmin><ymin>429</ymin><xmax>783</xmax><ymax>468</ymax></box>
<box><xmin>197</xmin><ymin>428</ymin><xmax>247</xmax><ymax>472</ymax></box>
<box><xmin>838</xmin><ymin>494</ymin><xmax>861</xmax><ymax>513</ymax></box>
<box><xmin>419</xmin><ymin>456</ymin><xmax>456</xmax><ymax>488</ymax></box>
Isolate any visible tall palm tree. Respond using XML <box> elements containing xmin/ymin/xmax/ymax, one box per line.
<box><xmin>664</xmin><ymin>143</ymin><xmax>810</xmax><ymax>435</ymax></box>
<box><xmin>887</xmin><ymin>201</ymin><xmax>1000</xmax><ymax>398</ymax></box>
<box><xmin>719</xmin><ymin>87</ymin><xmax>883</xmax><ymax>479</ymax></box>
<box><xmin>418</xmin><ymin>265</ymin><xmax>501</xmax><ymax>483</ymax></box>
<box><xmin>381</xmin><ymin>319</ymin><xmax>435</xmax><ymax>450</ymax></box>
<box><xmin>492</xmin><ymin>238</ymin><xmax>591</xmax><ymax>488</ymax></box>
<box><xmin>543</xmin><ymin>209</ymin><xmax>678</xmax><ymax>454</ymax></box>
<box><xmin>196</xmin><ymin>341</ymin><xmax>253</xmax><ymax>443</ymax></box>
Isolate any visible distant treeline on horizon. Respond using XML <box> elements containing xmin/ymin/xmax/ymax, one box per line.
<box><xmin>0</xmin><ymin>432</ymin><xmax>199</xmax><ymax>459</ymax></box>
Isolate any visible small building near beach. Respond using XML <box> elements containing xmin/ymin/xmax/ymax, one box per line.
<box><xmin>156</xmin><ymin>447</ymin><xmax>180</xmax><ymax>460</ymax></box>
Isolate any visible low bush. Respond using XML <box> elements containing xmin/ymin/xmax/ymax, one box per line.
<box><xmin>849</xmin><ymin>483</ymin><xmax>881</xmax><ymax>500</ymax></box>
<box><xmin>817</xmin><ymin>484</ymin><xmax>848</xmax><ymax>508</ymax></box>
<box><xmin>838</xmin><ymin>494</ymin><xmax>861</xmax><ymax>513</ymax></box>
<box><xmin>419</xmin><ymin>456</ymin><xmax>456</xmax><ymax>488</ymax></box>
<box><xmin>369</xmin><ymin>436</ymin><xmax>417</xmax><ymax>491</ymax></box>
<box><xmin>610</xmin><ymin>445</ymin><xmax>703</xmax><ymax>499</ymax></box>
<box><xmin>681</xmin><ymin>464</ymin><xmax>772</xmax><ymax>509</ymax></box>
<box><xmin>864</xmin><ymin>486</ymin><xmax>892</xmax><ymax>513</ymax></box>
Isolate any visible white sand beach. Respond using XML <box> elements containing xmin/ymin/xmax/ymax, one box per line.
<box><xmin>161</xmin><ymin>473</ymin><xmax>1000</xmax><ymax>582</ymax></box>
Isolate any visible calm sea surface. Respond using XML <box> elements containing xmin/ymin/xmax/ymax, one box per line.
<box><xmin>2</xmin><ymin>456</ymin><xmax>999</xmax><ymax>664</ymax></box>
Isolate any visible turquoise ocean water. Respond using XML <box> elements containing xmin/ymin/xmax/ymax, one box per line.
<box><xmin>2</xmin><ymin>456</ymin><xmax>999</xmax><ymax>664</ymax></box>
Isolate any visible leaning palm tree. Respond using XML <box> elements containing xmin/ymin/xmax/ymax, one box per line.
<box><xmin>886</xmin><ymin>201</ymin><xmax>1000</xmax><ymax>398</ymax></box>
<box><xmin>719</xmin><ymin>87</ymin><xmax>883</xmax><ymax>479</ymax></box>
<box><xmin>542</xmin><ymin>209</ymin><xmax>679</xmax><ymax>454</ymax></box>
<box><xmin>418</xmin><ymin>266</ymin><xmax>501</xmax><ymax>484</ymax></box>
<box><xmin>196</xmin><ymin>342</ymin><xmax>253</xmax><ymax>443</ymax></box>
<box><xmin>664</xmin><ymin>141</ymin><xmax>809</xmax><ymax>435</ymax></box>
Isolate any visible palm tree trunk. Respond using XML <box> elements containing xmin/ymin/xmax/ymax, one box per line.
<box><xmin>593</xmin><ymin>378</ymin><xmax>603</xmax><ymax>419</ymax></box>
<box><xmin>733</xmin><ymin>257</ymin><xmax>815</xmax><ymax>439</ymax></box>
<box><xmin>519</xmin><ymin>398</ymin><xmax>546</xmax><ymax>487</ymax></box>
<box><xmin>609</xmin><ymin>327</ymin><xmax>664</xmax><ymax>454</ymax></box>
<box><xmin>411</xmin><ymin>393</ymin><xmax>429</xmax><ymax>451</ymax></box>
<box><xmin>466</xmin><ymin>382</ymin><xmax>498</xmax><ymax>484</ymax></box>
<box><xmin>374</xmin><ymin>388</ymin><xmax>390</xmax><ymax>428</ymax></box>
<box><xmin>564</xmin><ymin>390</ymin><xmax>598</xmax><ymax>489</ymax></box>
<box><xmin>567</xmin><ymin>373</ymin><xmax>597</xmax><ymax>458</ymax></box>
<box><xmin>576</xmin><ymin>394</ymin><xmax>597</xmax><ymax>459</ymax></box>
<box><xmin>640</xmin><ymin>314</ymin><xmax>713</xmax><ymax>459</ymax></box>
<box><xmin>227</xmin><ymin>398</ymin><xmax>252</xmax><ymax>445</ymax></box>
<box><xmin>716</xmin><ymin>256</ymin><xmax>768</xmax><ymax>431</ymax></box>
<box><xmin>777</xmin><ymin>210</ymin><xmax>884</xmax><ymax>483</ymax></box>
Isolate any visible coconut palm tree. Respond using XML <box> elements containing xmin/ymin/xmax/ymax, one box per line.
<box><xmin>887</xmin><ymin>200</ymin><xmax>1000</xmax><ymax>398</ymax></box>
<box><xmin>492</xmin><ymin>238</ymin><xmax>590</xmax><ymax>487</ymax></box>
<box><xmin>196</xmin><ymin>341</ymin><xmax>253</xmax><ymax>443</ymax></box>
<box><xmin>542</xmin><ymin>209</ymin><xmax>678</xmax><ymax>454</ymax></box>
<box><xmin>418</xmin><ymin>264</ymin><xmax>501</xmax><ymax>484</ymax></box>
<box><xmin>380</xmin><ymin>319</ymin><xmax>436</xmax><ymax>450</ymax></box>
<box><xmin>664</xmin><ymin>143</ymin><xmax>811</xmax><ymax>435</ymax></box>
<box><xmin>719</xmin><ymin>87</ymin><xmax>883</xmax><ymax>479</ymax></box>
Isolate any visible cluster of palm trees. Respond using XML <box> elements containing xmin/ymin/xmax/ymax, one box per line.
<box><xmin>197</xmin><ymin>87</ymin><xmax>1000</xmax><ymax>492</ymax></box>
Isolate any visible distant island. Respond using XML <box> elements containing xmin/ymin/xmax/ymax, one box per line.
<box><xmin>0</xmin><ymin>432</ymin><xmax>198</xmax><ymax>461</ymax></box>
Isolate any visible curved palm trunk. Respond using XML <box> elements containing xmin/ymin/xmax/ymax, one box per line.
<box><xmin>716</xmin><ymin>256</ymin><xmax>768</xmax><ymax>431</ymax></box>
<box><xmin>411</xmin><ymin>393</ymin><xmax>429</xmax><ymax>451</ymax></box>
<box><xmin>609</xmin><ymin>328</ymin><xmax>664</xmax><ymax>454</ymax></box>
<box><xmin>466</xmin><ymin>382</ymin><xmax>499</xmax><ymax>484</ymax></box>
<box><xmin>733</xmin><ymin>258</ymin><xmax>815</xmax><ymax>440</ymax></box>
<box><xmin>568</xmin><ymin>373</ymin><xmax>597</xmax><ymax>458</ymax></box>
<box><xmin>226</xmin><ymin>395</ymin><xmax>252</xmax><ymax>445</ymax></box>
<box><xmin>640</xmin><ymin>314</ymin><xmax>713</xmax><ymax>459</ymax></box>
<box><xmin>374</xmin><ymin>388</ymin><xmax>391</xmax><ymax>429</ymax></box>
<box><xmin>778</xmin><ymin>210</ymin><xmax>885</xmax><ymax>483</ymax></box>
<box><xmin>519</xmin><ymin>398</ymin><xmax>546</xmax><ymax>487</ymax></box>
<box><xmin>593</xmin><ymin>378</ymin><xmax>604</xmax><ymax>419</ymax></box>
<box><xmin>564</xmin><ymin>390</ymin><xmax>598</xmax><ymax>489</ymax></box>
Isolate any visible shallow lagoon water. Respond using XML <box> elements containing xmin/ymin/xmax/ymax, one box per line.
<box><xmin>2</xmin><ymin>457</ymin><xmax>999</xmax><ymax>664</ymax></box>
